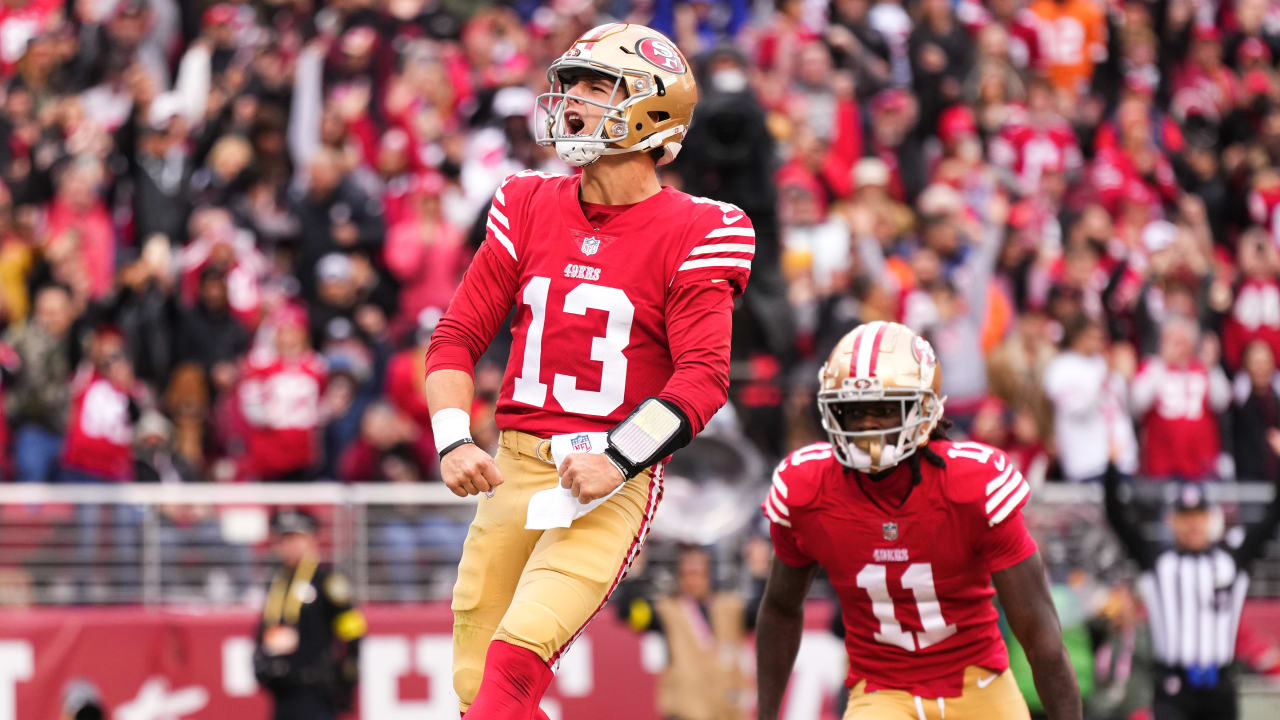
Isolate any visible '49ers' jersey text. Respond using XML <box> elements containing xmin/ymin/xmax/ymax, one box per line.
<box><xmin>426</xmin><ymin>171</ymin><xmax>754</xmax><ymax>437</ymax></box>
<box><xmin>764</xmin><ymin>440</ymin><xmax>1037</xmax><ymax>698</ymax></box>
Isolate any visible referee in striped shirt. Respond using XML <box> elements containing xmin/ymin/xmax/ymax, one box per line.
<box><xmin>1103</xmin><ymin>467</ymin><xmax>1280</xmax><ymax>720</ymax></box>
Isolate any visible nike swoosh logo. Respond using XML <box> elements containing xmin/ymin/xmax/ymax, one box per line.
<box><xmin>722</xmin><ymin>212</ymin><xmax>743</xmax><ymax>224</ymax></box>
<box><xmin>976</xmin><ymin>674</ymin><xmax>997</xmax><ymax>689</ymax></box>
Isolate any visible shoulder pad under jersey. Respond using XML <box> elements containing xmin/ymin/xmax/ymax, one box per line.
<box><xmin>763</xmin><ymin>443</ymin><xmax>836</xmax><ymax>528</ymax></box>
<box><xmin>935</xmin><ymin>440</ymin><xmax>1030</xmax><ymax>527</ymax></box>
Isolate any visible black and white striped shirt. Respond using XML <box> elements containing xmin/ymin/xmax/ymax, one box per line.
<box><xmin>1104</xmin><ymin>472</ymin><xmax>1279</xmax><ymax>672</ymax></box>
<box><xmin>1136</xmin><ymin>547</ymin><xmax>1250</xmax><ymax>668</ymax></box>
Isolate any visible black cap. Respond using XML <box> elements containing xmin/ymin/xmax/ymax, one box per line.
<box><xmin>1174</xmin><ymin>483</ymin><xmax>1212</xmax><ymax>512</ymax></box>
<box><xmin>272</xmin><ymin>508</ymin><xmax>318</xmax><ymax>535</ymax></box>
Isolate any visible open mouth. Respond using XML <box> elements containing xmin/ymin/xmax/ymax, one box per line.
<box><xmin>564</xmin><ymin>111</ymin><xmax>586</xmax><ymax>136</ymax></box>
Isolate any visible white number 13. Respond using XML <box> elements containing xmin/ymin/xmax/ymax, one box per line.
<box><xmin>855</xmin><ymin>563</ymin><xmax>957</xmax><ymax>652</ymax></box>
<box><xmin>512</xmin><ymin>276</ymin><xmax>634</xmax><ymax>417</ymax></box>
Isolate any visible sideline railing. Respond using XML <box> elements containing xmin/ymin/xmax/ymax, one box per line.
<box><xmin>0</xmin><ymin>481</ymin><xmax>1274</xmax><ymax>606</ymax></box>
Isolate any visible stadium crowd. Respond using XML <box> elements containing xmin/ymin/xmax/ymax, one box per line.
<box><xmin>0</xmin><ymin>0</ymin><xmax>1278</xmax><ymax>491</ymax></box>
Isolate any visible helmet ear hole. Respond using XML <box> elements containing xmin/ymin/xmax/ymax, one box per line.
<box><xmin>648</xmin><ymin>110</ymin><xmax>670</xmax><ymax>124</ymax></box>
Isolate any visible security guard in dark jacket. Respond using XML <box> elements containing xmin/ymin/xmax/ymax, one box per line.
<box><xmin>254</xmin><ymin>509</ymin><xmax>366</xmax><ymax>720</ymax></box>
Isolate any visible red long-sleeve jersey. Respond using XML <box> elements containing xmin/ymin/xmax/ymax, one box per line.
<box><xmin>425</xmin><ymin>171</ymin><xmax>752</xmax><ymax>437</ymax></box>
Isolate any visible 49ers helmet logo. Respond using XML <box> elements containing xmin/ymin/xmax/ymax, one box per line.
<box><xmin>635</xmin><ymin>37</ymin><xmax>686</xmax><ymax>74</ymax></box>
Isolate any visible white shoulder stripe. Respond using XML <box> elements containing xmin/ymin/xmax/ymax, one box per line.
<box><xmin>494</xmin><ymin>185</ymin><xmax>506</xmax><ymax>205</ymax></box>
<box><xmin>989</xmin><ymin>481</ymin><xmax>1030</xmax><ymax>526</ymax></box>
<box><xmin>771</xmin><ymin>470</ymin><xmax>789</xmax><ymax>498</ymax></box>
<box><xmin>765</xmin><ymin>496</ymin><xmax>792</xmax><ymax>527</ymax></box>
<box><xmin>985</xmin><ymin>471</ymin><xmax>1025</xmax><ymax>514</ymax></box>
<box><xmin>705</xmin><ymin>227</ymin><xmax>756</xmax><ymax>239</ymax></box>
<box><xmin>489</xmin><ymin>205</ymin><xmax>509</xmax><ymax>229</ymax></box>
<box><xmin>984</xmin><ymin>465</ymin><xmax>1016</xmax><ymax>495</ymax></box>
<box><xmin>769</xmin><ymin>486</ymin><xmax>789</xmax><ymax>516</ymax></box>
<box><xmin>678</xmin><ymin>258</ymin><xmax>751</xmax><ymax>272</ymax></box>
<box><xmin>689</xmin><ymin>243</ymin><xmax>754</xmax><ymax>256</ymax></box>
<box><xmin>486</xmin><ymin>221</ymin><xmax>517</xmax><ymax>261</ymax></box>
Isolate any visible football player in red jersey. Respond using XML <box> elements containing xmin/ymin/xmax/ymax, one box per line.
<box><xmin>755</xmin><ymin>322</ymin><xmax>1081</xmax><ymax>720</ymax></box>
<box><xmin>423</xmin><ymin>23</ymin><xmax>753</xmax><ymax>719</ymax></box>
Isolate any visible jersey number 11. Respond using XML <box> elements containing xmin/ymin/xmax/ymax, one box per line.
<box><xmin>855</xmin><ymin>562</ymin><xmax>958</xmax><ymax>652</ymax></box>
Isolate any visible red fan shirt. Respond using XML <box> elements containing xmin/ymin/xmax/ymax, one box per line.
<box><xmin>62</xmin><ymin>370</ymin><xmax>135</xmax><ymax>481</ymax></box>
<box><xmin>1132</xmin><ymin>360</ymin><xmax>1227</xmax><ymax>479</ymax></box>
<box><xmin>425</xmin><ymin>171</ymin><xmax>752</xmax><ymax>438</ymax></box>
<box><xmin>763</xmin><ymin>440</ymin><xmax>1037</xmax><ymax>698</ymax></box>
<box><xmin>237</xmin><ymin>352</ymin><xmax>327</xmax><ymax>479</ymax></box>
<box><xmin>1223</xmin><ymin>278</ymin><xmax>1280</xmax><ymax>371</ymax></box>
<box><xmin>988</xmin><ymin>107</ymin><xmax>1082</xmax><ymax>196</ymax></box>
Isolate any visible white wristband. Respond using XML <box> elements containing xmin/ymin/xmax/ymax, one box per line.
<box><xmin>431</xmin><ymin>408</ymin><xmax>473</xmax><ymax>454</ymax></box>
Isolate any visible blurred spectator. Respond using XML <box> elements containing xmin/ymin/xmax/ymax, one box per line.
<box><xmin>1222</xmin><ymin>227</ymin><xmax>1280</xmax><ymax>370</ymax></box>
<box><xmin>989</xmin><ymin>77</ymin><xmax>1082</xmax><ymax>199</ymax></box>
<box><xmin>1043</xmin><ymin>316</ymin><xmax>1137</xmax><ymax>482</ymax></box>
<box><xmin>46</xmin><ymin>157</ymin><xmax>114</xmax><ymax>301</ymax></box>
<box><xmin>5</xmin><ymin>283</ymin><xmax>74</xmax><ymax>481</ymax></box>
<box><xmin>174</xmin><ymin>265</ymin><xmax>251</xmax><ymax>393</ymax></box>
<box><xmin>337</xmin><ymin>401</ymin><xmax>425</xmax><ymax>481</ymax></box>
<box><xmin>825</xmin><ymin>0</ymin><xmax>892</xmax><ymax>100</ymax></box>
<box><xmin>1130</xmin><ymin>316</ymin><xmax>1230</xmax><ymax>481</ymax></box>
<box><xmin>1084</xmin><ymin>585</ymin><xmax>1153</xmax><ymax>720</ymax></box>
<box><xmin>1027</xmin><ymin>0</ymin><xmax>1106</xmax><ymax>99</ymax></box>
<box><xmin>63</xmin><ymin>327</ymin><xmax>147</xmax><ymax>599</ymax></box>
<box><xmin>908</xmin><ymin>0</ymin><xmax>971</xmax><ymax>133</ymax></box>
<box><xmin>383</xmin><ymin>175</ymin><xmax>466</xmax><ymax>332</ymax></box>
<box><xmin>291</xmin><ymin>148</ymin><xmax>386</xmax><ymax>303</ymax></box>
<box><xmin>912</xmin><ymin>190</ymin><xmax>1008</xmax><ymax>426</ymax></box>
<box><xmin>986</xmin><ymin>308</ymin><xmax>1055</xmax><ymax>432</ymax></box>
<box><xmin>622</xmin><ymin>547</ymin><xmax>754</xmax><ymax>720</ymax></box>
<box><xmin>61</xmin><ymin>327</ymin><xmax>145</xmax><ymax>484</ymax></box>
<box><xmin>127</xmin><ymin>96</ymin><xmax>193</xmax><ymax>245</ymax></box>
<box><xmin>236</xmin><ymin>307</ymin><xmax>326</xmax><ymax>481</ymax></box>
<box><xmin>1232</xmin><ymin>340</ymin><xmax>1280</xmax><ymax>481</ymax></box>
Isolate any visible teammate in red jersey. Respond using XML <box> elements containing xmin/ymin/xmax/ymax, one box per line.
<box><xmin>424</xmin><ymin>23</ymin><xmax>751</xmax><ymax>719</ymax></box>
<box><xmin>755</xmin><ymin>321</ymin><xmax>1081</xmax><ymax>720</ymax></box>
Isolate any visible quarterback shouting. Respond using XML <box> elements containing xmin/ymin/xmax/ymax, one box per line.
<box><xmin>424</xmin><ymin>24</ymin><xmax>752</xmax><ymax>719</ymax></box>
<box><xmin>756</xmin><ymin>322</ymin><xmax>1081</xmax><ymax>720</ymax></box>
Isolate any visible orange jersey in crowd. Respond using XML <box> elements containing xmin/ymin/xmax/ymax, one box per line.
<box><xmin>1027</xmin><ymin>0</ymin><xmax>1107</xmax><ymax>95</ymax></box>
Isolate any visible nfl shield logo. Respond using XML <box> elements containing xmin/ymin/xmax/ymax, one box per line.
<box><xmin>882</xmin><ymin>522</ymin><xmax>898</xmax><ymax>541</ymax></box>
<box><xmin>570</xmin><ymin>434</ymin><xmax>592</xmax><ymax>452</ymax></box>
<box><xmin>581</xmin><ymin>236</ymin><xmax>600</xmax><ymax>256</ymax></box>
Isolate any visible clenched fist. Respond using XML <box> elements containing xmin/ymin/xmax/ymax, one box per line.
<box><xmin>441</xmin><ymin>443</ymin><xmax>504</xmax><ymax>497</ymax></box>
<box><xmin>559</xmin><ymin>453</ymin><xmax>625</xmax><ymax>504</ymax></box>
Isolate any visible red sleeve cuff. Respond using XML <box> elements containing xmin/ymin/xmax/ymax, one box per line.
<box><xmin>424</xmin><ymin>345</ymin><xmax>477</xmax><ymax>379</ymax></box>
<box><xmin>768</xmin><ymin>516</ymin><xmax>815</xmax><ymax>568</ymax></box>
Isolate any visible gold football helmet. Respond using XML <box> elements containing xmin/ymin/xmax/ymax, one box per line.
<box><xmin>535</xmin><ymin>23</ymin><xmax>697</xmax><ymax>167</ymax></box>
<box><xmin>818</xmin><ymin>322</ymin><xmax>946</xmax><ymax>472</ymax></box>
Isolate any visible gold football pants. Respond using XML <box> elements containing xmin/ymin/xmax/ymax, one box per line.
<box><xmin>843</xmin><ymin>667</ymin><xmax>1030</xmax><ymax>720</ymax></box>
<box><xmin>451</xmin><ymin>430</ymin><xmax>661</xmax><ymax>711</ymax></box>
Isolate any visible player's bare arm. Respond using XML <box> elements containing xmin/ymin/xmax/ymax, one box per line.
<box><xmin>425</xmin><ymin>368</ymin><xmax>503</xmax><ymax>497</ymax></box>
<box><xmin>755</xmin><ymin>556</ymin><xmax>819</xmax><ymax>720</ymax></box>
<box><xmin>992</xmin><ymin>552</ymin><xmax>1083</xmax><ymax>720</ymax></box>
